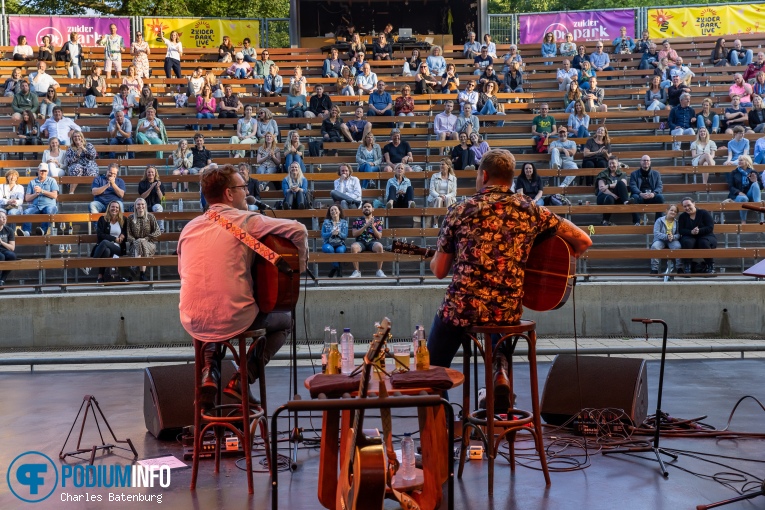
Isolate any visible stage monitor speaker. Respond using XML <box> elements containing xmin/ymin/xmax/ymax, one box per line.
<box><xmin>143</xmin><ymin>362</ymin><xmax>238</xmax><ymax>439</ymax></box>
<box><xmin>540</xmin><ymin>355</ymin><xmax>649</xmax><ymax>427</ymax></box>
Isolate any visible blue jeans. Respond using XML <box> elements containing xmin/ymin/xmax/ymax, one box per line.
<box><xmin>22</xmin><ymin>204</ymin><xmax>58</xmax><ymax>234</ymax></box>
<box><xmin>573</xmin><ymin>125</ymin><xmax>590</xmax><ymax>138</ymax></box>
<box><xmin>697</xmin><ymin>114</ymin><xmax>720</xmax><ymax>132</ymax></box>
<box><xmin>478</xmin><ymin>101</ymin><xmax>505</xmax><ymax>127</ymax></box>
<box><xmin>735</xmin><ymin>186</ymin><xmax>762</xmax><ymax>222</ymax></box>
<box><xmin>284</xmin><ymin>153</ymin><xmax>306</xmax><ymax>173</ymax></box>
<box><xmin>234</xmin><ymin>68</ymin><xmax>248</xmax><ymax>79</ymax></box>
<box><xmin>283</xmin><ymin>190</ymin><xmax>307</xmax><ymax>209</ymax></box>
<box><xmin>755</xmin><ymin>152</ymin><xmax>765</xmax><ymax>164</ymax></box>
<box><xmin>386</xmin><ymin>185</ymin><xmax>414</xmax><ymax>206</ymax></box>
<box><xmin>196</xmin><ymin>112</ymin><xmax>214</xmax><ymax>130</ymax></box>
<box><xmin>358</xmin><ymin>162</ymin><xmax>380</xmax><ymax>189</ymax></box>
<box><xmin>322</xmin><ymin>243</ymin><xmax>346</xmax><ymax>268</ymax></box>
<box><xmin>322</xmin><ymin>61</ymin><xmax>339</xmax><ymax>78</ymax></box>
<box><xmin>730</xmin><ymin>49</ymin><xmax>753</xmax><ymax>66</ymax></box>
<box><xmin>109</xmin><ymin>137</ymin><xmax>133</xmax><ymax>159</ymax></box>
<box><xmin>503</xmin><ymin>86</ymin><xmax>523</xmax><ymax>93</ymax></box>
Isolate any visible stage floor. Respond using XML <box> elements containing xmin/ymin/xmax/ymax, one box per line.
<box><xmin>2</xmin><ymin>358</ymin><xmax>765</xmax><ymax>509</ymax></box>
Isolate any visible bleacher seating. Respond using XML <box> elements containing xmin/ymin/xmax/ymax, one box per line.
<box><xmin>1</xmin><ymin>33</ymin><xmax>764</xmax><ymax>290</ymax></box>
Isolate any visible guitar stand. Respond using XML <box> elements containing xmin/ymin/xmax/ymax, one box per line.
<box><xmin>59</xmin><ymin>395</ymin><xmax>137</xmax><ymax>465</ymax></box>
<box><xmin>602</xmin><ymin>318</ymin><xmax>678</xmax><ymax>477</ymax></box>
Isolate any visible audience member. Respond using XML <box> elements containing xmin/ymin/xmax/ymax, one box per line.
<box><xmin>434</xmin><ymin>101</ymin><xmax>458</xmax><ymax>142</ymax></box>
<box><xmin>322</xmin><ymin>205</ymin><xmax>348</xmax><ymax>277</ymax></box>
<box><xmin>691</xmin><ymin>127</ymin><xmax>717</xmax><ymax>184</ymax></box>
<box><xmin>356</xmin><ymin>63</ymin><xmax>378</xmax><ymax>97</ymax></box>
<box><xmin>321</xmin><ymin>105</ymin><xmax>344</xmax><ymax>151</ymax></box>
<box><xmin>589</xmin><ymin>41</ymin><xmax>614</xmax><ymax>75</ymax></box>
<box><xmin>572</xmin><ymin>44</ymin><xmax>589</xmax><ymax>70</ymax></box>
<box><xmin>12</xmin><ymin>35</ymin><xmax>35</xmax><ymax>61</ymax></box>
<box><xmin>456</xmin><ymin>107</ymin><xmax>480</xmax><ymax>136</ymax></box>
<box><xmin>729</xmin><ymin>39</ymin><xmax>754</xmax><ymax>66</ymax></box>
<box><xmin>386</xmin><ymin>163</ymin><xmax>415</xmax><ymax>209</ymax></box>
<box><xmin>728</xmin><ymin>155</ymin><xmax>761</xmax><ymax>224</ymax></box>
<box><xmin>190</xmin><ymin>133</ymin><xmax>212</xmax><ymax>176</ymax></box>
<box><xmin>352</xmin><ymin>52</ymin><xmax>366</xmax><ymax>76</ymax></box>
<box><xmin>341</xmin><ymin>106</ymin><xmax>372</xmax><ymax>142</ymax></box>
<box><xmin>112</xmin><ymin>84</ymin><xmax>138</xmax><ymax>118</ymax></box>
<box><xmin>515</xmin><ymin>162</ymin><xmax>546</xmax><ymax>205</ymax></box>
<box><xmin>349</xmin><ymin>201</ymin><xmax>385</xmax><ymax>278</ymax></box>
<box><xmin>645</xmin><ymin>75</ymin><xmax>668</xmax><ymax>123</ymax></box>
<box><xmin>469</xmin><ymin>133</ymin><xmax>491</xmax><ymax>164</ymax></box>
<box><xmin>668</xmin><ymin>93</ymin><xmax>696</xmax><ymax>151</ymax></box>
<box><xmin>612</xmin><ymin>27</ymin><xmax>635</xmax><ymax>54</ymax></box>
<box><xmin>373</xmin><ymin>34</ymin><xmax>392</xmax><ymax>61</ymax></box>
<box><xmin>724</xmin><ymin>95</ymin><xmax>751</xmax><ymax>134</ymax></box>
<box><xmin>158</xmin><ymin>31</ymin><xmax>181</xmax><ymax>79</ymax></box>
<box><xmin>744</xmin><ymin>52</ymin><xmax>765</xmax><ymax>81</ymax></box>
<box><xmin>750</xmin><ymin>94</ymin><xmax>765</xmax><ymax>133</ymax></box>
<box><xmin>218</xmin><ymin>83</ymin><xmax>243</xmax><ymax>129</ymax></box>
<box><xmin>238</xmin><ymin>163</ymin><xmax>263</xmax><ymax>210</ymax></box>
<box><xmin>658</xmin><ymin>40</ymin><xmax>679</xmax><ymax>65</ymax></box>
<box><xmin>29</xmin><ymin>61</ymin><xmax>58</xmax><ymax>97</ymax></box>
<box><xmin>540</xmin><ymin>32</ymin><xmax>556</xmax><ymax>65</ymax></box>
<box><xmin>650</xmin><ymin>203</ymin><xmax>683</xmax><ymax>275</ymax></box>
<box><xmin>578</xmin><ymin>61</ymin><xmax>595</xmax><ymax>90</ymax></box>
<box><xmin>172</xmin><ymin>139</ymin><xmax>194</xmax><ymax>192</ymax></box>
<box><xmin>695</xmin><ymin>97</ymin><xmax>720</xmax><ymax>134</ymax></box>
<box><xmin>582</xmin><ymin>126</ymin><xmax>612</xmax><ymax>185</ymax></box>
<box><xmin>40</xmin><ymin>107</ymin><xmax>80</xmax><ymax>146</ymax></box>
<box><xmin>427</xmin><ymin>158</ymin><xmax>457</xmax><ymax>209</ymax></box>
<box><xmin>282</xmin><ymin>162</ymin><xmax>308</xmax><ymax>210</ymax></box>
<box><xmin>136</xmin><ymin>107</ymin><xmax>168</xmax><ymax>158</ymax></box>
<box><xmin>90</xmin><ymin>163</ymin><xmax>126</xmax><ymax>214</ymax></box>
<box><xmin>65</xmin><ymin>131</ymin><xmax>98</xmax><ymax>194</ymax></box>
<box><xmin>636</xmin><ymin>30</ymin><xmax>652</xmax><ymax>53</ymax></box>
<box><xmin>348</xmin><ymin>33</ymin><xmax>366</xmax><ymax>61</ymax></box>
<box><xmin>331</xmin><ymin>163</ymin><xmax>362</xmax><ymax>209</ymax></box>
<box><xmin>451</xmin><ymin>132</ymin><xmax>476</xmax><ymax>170</ymax></box>
<box><xmin>531</xmin><ymin>103</ymin><xmax>555</xmax><ymax>145</ymax></box>
<box><xmin>427</xmin><ymin>46</ymin><xmax>447</xmax><ymax>76</ymax></box>
<box><xmin>323</xmin><ymin>47</ymin><xmax>343</xmax><ymax>78</ymax></box>
<box><xmin>383</xmin><ymin>129</ymin><xmax>413</xmax><ymax>164</ymax></box>
<box><xmin>21</xmin><ymin>164</ymin><xmax>58</xmax><ymax>235</ymax></box>
<box><xmin>255</xmin><ymin>107</ymin><xmax>279</xmax><ymax>142</ymax></box>
<box><xmin>639</xmin><ymin>43</ymin><xmax>660</xmax><ymax>70</ymax></box>
<box><xmin>255</xmin><ymin>132</ymin><xmax>281</xmax><ymax>175</ymax></box>
<box><xmin>218</xmin><ymin>35</ymin><xmax>235</xmax><ymax>62</ymax></box>
<box><xmin>283</xmin><ymin>130</ymin><xmax>306</xmax><ymax>173</ymax></box>
<box><xmin>226</xmin><ymin>52</ymin><xmax>252</xmax><ymax>79</ymax></box>
<box><xmin>483</xmin><ymin>34</ymin><xmax>497</xmax><ymax>58</ymax></box>
<box><xmin>755</xmin><ymin>133</ymin><xmax>765</xmax><ymax>164</ymax></box>
<box><xmin>501</xmin><ymin>45</ymin><xmax>522</xmax><ymax>73</ymax></box>
<box><xmin>11</xmin><ymin>80</ymin><xmax>38</xmax><ymax>122</ymax></box>
<box><xmin>0</xmin><ymin>210</ymin><xmax>17</xmax><ymax>287</ymax></box>
<box><xmin>2</xmin><ymin>68</ymin><xmax>23</xmax><ymax>98</ymax></box>
<box><xmin>84</xmin><ymin>66</ymin><xmax>107</xmax><ymax>108</ymax></box>
<box><xmin>502</xmin><ymin>61</ymin><xmax>524</xmax><ymax>93</ymax></box>
<box><xmin>724</xmin><ymin>126</ymin><xmax>751</xmax><ymax>164</ymax></box>
<box><xmin>122</xmin><ymin>64</ymin><xmax>143</xmax><ymax>100</ymax></box>
<box><xmin>711</xmin><ymin>38</ymin><xmax>729</xmax><ymax>67</ymax></box>
<box><xmin>138</xmin><ymin>85</ymin><xmax>158</xmax><ymax>119</ymax></box>
<box><xmin>126</xmin><ymin>197</ymin><xmax>160</xmax><ymax>281</ymax></box>
<box><xmin>305</xmin><ymin>84</ymin><xmax>332</xmax><ymax>125</ymax></box>
<box><xmin>567</xmin><ymin>100</ymin><xmax>590</xmax><ymax>137</ymax></box>
<box><xmin>441</xmin><ymin>63</ymin><xmax>460</xmax><ymax>93</ymax></box>
<box><xmin>138</xmin><ymin>165</ymin><xmax>165</xmax><ymax>232</ymax></box>
<box><xmin>337</xmin><ymin>66</ymin><xmax>355</xmax><ymax>96</ymax></box>
<box><xmin>583</xmin><ymin>76</ymin><xmax>607</xmax><ymax>112</ymax></box>
<box><xmin>39</xmin><ymin>86</ymin><xmax>60</xmax><ymax>119</ymax></box>
<box><xmin>16</xmin><ymin>110</ymin><xmax>40</xmax><ymax>157</ymax></box>
<box><xmin>255</xmin><ymin>50</ymin><xmax>274</xmax><ymax>78</ymax></box>
<box><xmin>0</xmin><ymin>170</ymin><xmax>25</xmax><ymax>217</ymax></box>
<box><xmin>564</xmin><ymin>81</ymin><xmax>583</xmax><ymax>112</ymax></box>
<box><xmin>414</xmin><ymin>63</ymin><xmax>439</xmax><ymax>94</ymax></box>
<box><xmin>478</xmin><ymin>65</ymin><xmax>501</xmax><ymax>88</ymax></box>
<box><xmin>286</xmin><ymin>84</ymin><xmax>307</xmax><ymax>129</ymax></box>
<box><xmin>195</xmin><ymin>84</ymin><xmax>216</xmax><ymax>131</ymax></box>
<box><xmin>560</xmin><ymin>33</ymin><xmax>576</xmax><ymax>57</ymax></box>
<box><xmin>262</xmin><ymin>64</ymin><xmax>283</xmax><ymax>98</ymax></box>
<box><xmin>107</xmin><ymin>110</ymin><xmax>133</xmax><ymax>159</ymax></box>
<box><xmin>368</xmin><ymin>81</ymin><xmax>393</xmax><ymax>122</ymax></box>
<box><xmin>557</xmin><ymin>59</ymin><xmax>578</xmax><ymax>91</ymax></box>
<box><xmin>729</xmin><ymin>74</ymin><xmax>753</xmax><ymax>107</ymax></box>
<box><xmin>463</xmin><ymin>32</ymin><xmax>482</xmax><ymax>59</ymax></box>
<box><xmin>98</xmin><ymin>23</ymin><xmax>126</xmax><ymax>79</ymax></box>
<box><xmin>549</xmin><ymin>126</ymin><xmax>579</xmax><ymax>185</ymax></box>
<box><xmin>629</xmin><ymin>155</ymin><xmax>664</xmax><ymax>225</ymax></box>
<box><xmin>91</xmin><ymin>200</ymin><xmax>128</xmax><ymax>283</ymax></box>
<box><xmin>458</xmin><ymin>80</ymin><xmax>479</xmax><ymax>113</ymax></box>
<box><xmin>241</xmin><ymin>38</ymin><xmax>257</xmax><ymax>62</ymax></box>
<box><xmin>290</xmin><ymin>65</ymin><xmax>308</xmax><ymax>96</ymax></box>
<box><xmin>355</xmin><ymin>132</ymin><xmax>382</xmax><ymax>189</ymax></box>
<box><xmin>473</xmin><ymin>46</ymin><xmax>493</xmax><ymax>75</ymax></box>
<box><xmin>678</xmin><ymin>197</ymin><xmax>717</xmax><ymax>274</ymax></box>
<box><xmin>595</xmin><ymin>156</ymin><xmax>629</xmax><ymax>226</ymax></box>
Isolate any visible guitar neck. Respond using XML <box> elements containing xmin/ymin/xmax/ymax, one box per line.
<box><xmin>348</xmin><ymin>362</ymin><xmax>374</xmax><ymax>469</ymax></box>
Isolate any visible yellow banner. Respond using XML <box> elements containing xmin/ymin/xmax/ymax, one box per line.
<box><xmin>142</xmin><ymin>18</ymin><xmax>260</xmax><ymax>49</ymax></box>
<box><xmin>648</xmin><ymin>4</ymin><xmax>765</xmax><ymax>39</ymax></box>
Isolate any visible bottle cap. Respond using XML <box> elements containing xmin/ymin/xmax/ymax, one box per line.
<box><xmin>344</xmin><ymin>328</ymin><xmax>350</xmax><ymax>332</ymax></box>
<box><xmin>404</xmin><ymin>432</ymin><xmax>411</xmax><ymax>437</ymax></box>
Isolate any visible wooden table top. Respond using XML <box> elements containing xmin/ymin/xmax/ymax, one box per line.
<box><xmin>304</xmin><ymin>366</ymin><xmax>464</xmax><ymax>396</ymax></box>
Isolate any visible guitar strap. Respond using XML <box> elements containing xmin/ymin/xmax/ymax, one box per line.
<box><xmin>204</xmin><ymin>209</ymin><xmax>286</xmax><ymax>271</ymax></box>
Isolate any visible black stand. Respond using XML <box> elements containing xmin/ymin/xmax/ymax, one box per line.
<box><xmin>602</xmin><ymin>318</ymin><xmax>678</xmax><ymax>477</ymax></box>
<box><xmin>696</xmin><ymin>480</ymin><xmax>765</xmax><ymax>509</ymax></box>
<box><xmin>59</xmin><ymin>395</ymin><xmax>137</xmax><ymax>465</ymax></box>
<box><xmin>288</xmin><ymin>306</ymin><xmax>302</xmax><ymax>471</ymax></box>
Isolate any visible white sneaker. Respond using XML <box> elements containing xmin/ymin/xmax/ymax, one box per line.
<box><xmin>376</xmin><ymin>269</ymin><xmax>387</xmax><ymax>278</ymax></box>
<box><xmin>350</xmin><ymin>270</ymin><xmax>361</xmax><ymax>278</ymax></box>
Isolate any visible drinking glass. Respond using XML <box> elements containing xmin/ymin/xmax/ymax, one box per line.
<box><xmin>391</xmin><ymin>343</ymin><xmax>411</xmax><ymax>372</ymax></box>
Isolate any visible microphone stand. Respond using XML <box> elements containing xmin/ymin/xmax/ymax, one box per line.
<box><xmin>602</xmin><ymin>318</ymin><xmax>678</xmax><ymax>477</ymax></box>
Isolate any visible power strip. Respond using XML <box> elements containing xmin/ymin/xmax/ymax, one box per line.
<box><xmin>573</xmin><ymin>409</ymin><xmax>629</xmax><ymax>436</ymax></box>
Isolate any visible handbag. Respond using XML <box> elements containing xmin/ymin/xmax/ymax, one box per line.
<box><xmin>328</xmin><ymin>235</ymin><xmax>344</xmax><ymax>248</ymax></box>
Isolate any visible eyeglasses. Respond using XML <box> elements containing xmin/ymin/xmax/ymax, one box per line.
<box><xmin>228</xmin><ymin>185</ymin><xmax>248</xmax><ymax>192</ymax></box>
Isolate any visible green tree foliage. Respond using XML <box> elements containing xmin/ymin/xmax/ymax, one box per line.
<box><xmin>489</xmin><ymin>0</ymin><xmax>735</xmax><ymax>14</ymax></box>
<box><xmin>11</xmin><ymin>0</ymin><xmax>289</xmax><ymax>17</ymax></box>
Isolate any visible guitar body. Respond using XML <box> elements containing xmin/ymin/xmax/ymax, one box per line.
<box><xmin>252</xmin><ymin>234</ymin><xmax>301</xmax><ymax>313</ymax></box>
<box><xmin>523</xmin><ymin>234</ymin><xmax>576</xmax><ymax>312</ymax></box>
<box><xmin>336</xmin><ymin>432</ymin><xmax>387</xmax><ymax>510</ymax></box>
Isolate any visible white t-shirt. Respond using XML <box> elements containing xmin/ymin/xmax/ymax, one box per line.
<box><xmin>109</xmin><ymin>222</ymin><xmax>122</xmax><ymax>238</ymax></box>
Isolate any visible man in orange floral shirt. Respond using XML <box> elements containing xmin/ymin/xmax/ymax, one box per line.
<box><xmin>427</xmin><ymin>149</ymin><xmax>591</xmax><ymax>411</ymax></box>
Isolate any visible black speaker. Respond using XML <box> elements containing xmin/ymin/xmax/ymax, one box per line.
<box><xmin>540</xmin><ymin>355</ymin><xmax>649</xmax><ymax>426</ymax></box>
<box><xmin>143</xmin><ymin>362</ymin><xmax>238</xmax><ymax>439</ymax></box>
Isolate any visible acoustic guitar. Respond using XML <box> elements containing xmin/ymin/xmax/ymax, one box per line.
<box><xmin>251</xmin><ymin>234</ymin><xmax>301</xmax><ymax>313</ymax></box>
<box><xmin>336</xmin><ymin>318</ymin><xmax>390</xmax><ymax>510</ymax></box>
<box><xmin>390</xmin><ymin>234</ymin><xmax>576</xmax><ymax>312</ymax></box>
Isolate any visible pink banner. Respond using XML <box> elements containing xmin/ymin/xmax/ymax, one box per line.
<box><xmin>8</xmin><ymin>16</ymin><xmax>131</xmax><ymax>48</ymax></box>
<box><xmin>519</xmin><ymin>10</ymin><xmax>635</xmax><ymax>45</ymax></box>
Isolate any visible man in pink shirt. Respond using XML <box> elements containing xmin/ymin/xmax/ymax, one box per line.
<box><xmin>178</xmin><ymin>164</ymin><xmax>308</xmax><ymax>407</ymax></box>
<box><xmin>729</xmin><ymin>73</ymin><xmax>754</xmax><ymax>107</ymax></box>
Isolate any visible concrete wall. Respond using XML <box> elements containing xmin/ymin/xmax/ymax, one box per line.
<box><xmin>2</xmin><ymin>282</ymin><xmax>763</xmax><ymax>349</ymax></box>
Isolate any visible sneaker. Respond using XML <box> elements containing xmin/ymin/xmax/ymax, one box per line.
<box><xmin>368</xmin><ymin>180</ymin><xmax>378</xmax><ymax>189</ymax></box>
<box><xmin>635</xmin><ymin>222</ymin><xmax>642</xmax><ymax>226</ymax></box>
<box><xmin>15</xmin><ymin>227</ymin><xmax>24</xmax><ymax>237</ymax></box>
<box><xmin>386</xmin><ymin>200</ymin><xmax>394</xmax><ymax>209</ymax></box>
<box><xmin>627</xmin><ymin>198</ymin><xmax>637</xmax><ymax>205</ymax></box>
<box><xmin>408</xmin><ymin>201</ymin><xmax>416</xmax><ymax>208</ymax></box>
<box><xmin>80</xmin><ymin>267</ymin><xmax>91</xmax><ymax>276</ymax></box>
<box><xmin>35</xmin><ymin>227</ymin><xmax>44</xmax><ymax>236</ymax></box>
<box><xmin>376</xmin><ymin>269</ymin><xmax>387</xmax><ymax>278</ymax></box>
<box><xmin>350</xmin><ymin>270</ymin><xmax>361</xmax><ymax>278</ymax></box>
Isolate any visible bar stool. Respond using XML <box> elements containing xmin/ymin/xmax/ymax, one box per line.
<box><xmin>457</xmin><ymin>320</ymin><xmax>550</xmax><ymax>494</ymax></box>
<box><xmin>190</xmin><ymin>329</ymin><xmax>271</xmax><ymax>494</ymax></box>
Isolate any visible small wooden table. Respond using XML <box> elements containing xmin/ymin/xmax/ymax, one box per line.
<box><xmin>305</xmin><ymin>367</ymin><xmax>464</xmax><ymax>510</ymax></box>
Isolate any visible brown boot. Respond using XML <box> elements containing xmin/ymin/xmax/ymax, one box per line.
<box><xmin>199</xmin><ymin>343</ymin><xmax>221</xmax><ymax>409</ymax></box>
<box><xmin>493</xmin><ymin>351</ymin><xmax>512</xmax><ymax>414</ymax></box>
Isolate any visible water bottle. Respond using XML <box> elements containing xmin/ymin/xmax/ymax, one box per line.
<box><xmin>412</xmin><ymin>325</ymin><xmax>424</xmax><ymax>355</ymax></box>
<box><xmin>321</xmin><ymin>326</ymin><xmax>331</xmax><ymax>374</ymax></box>
<box><xmin>400</xmin><ymin>433</ymin><xmax>416</xmax><ymax>481</ymax></box>
<box><xmin>178</xmin><ymin>198</ymin><xmax>184</xmax><ymax>212</ymax></box>
<box><xmin>341</xmin><ymin>328</ymin><xmax>354</xmax><ymax>374</ymax></box>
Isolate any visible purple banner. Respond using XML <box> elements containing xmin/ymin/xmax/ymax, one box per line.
<box><xmin>8</xmin><ymin>16</ymin><xmax>131</xmax><ymax>48</ymax></box>
<box><xmin>519</xmin><ymin>10</ymin><xmax>635</xmax><ymax>45</ymax></box>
